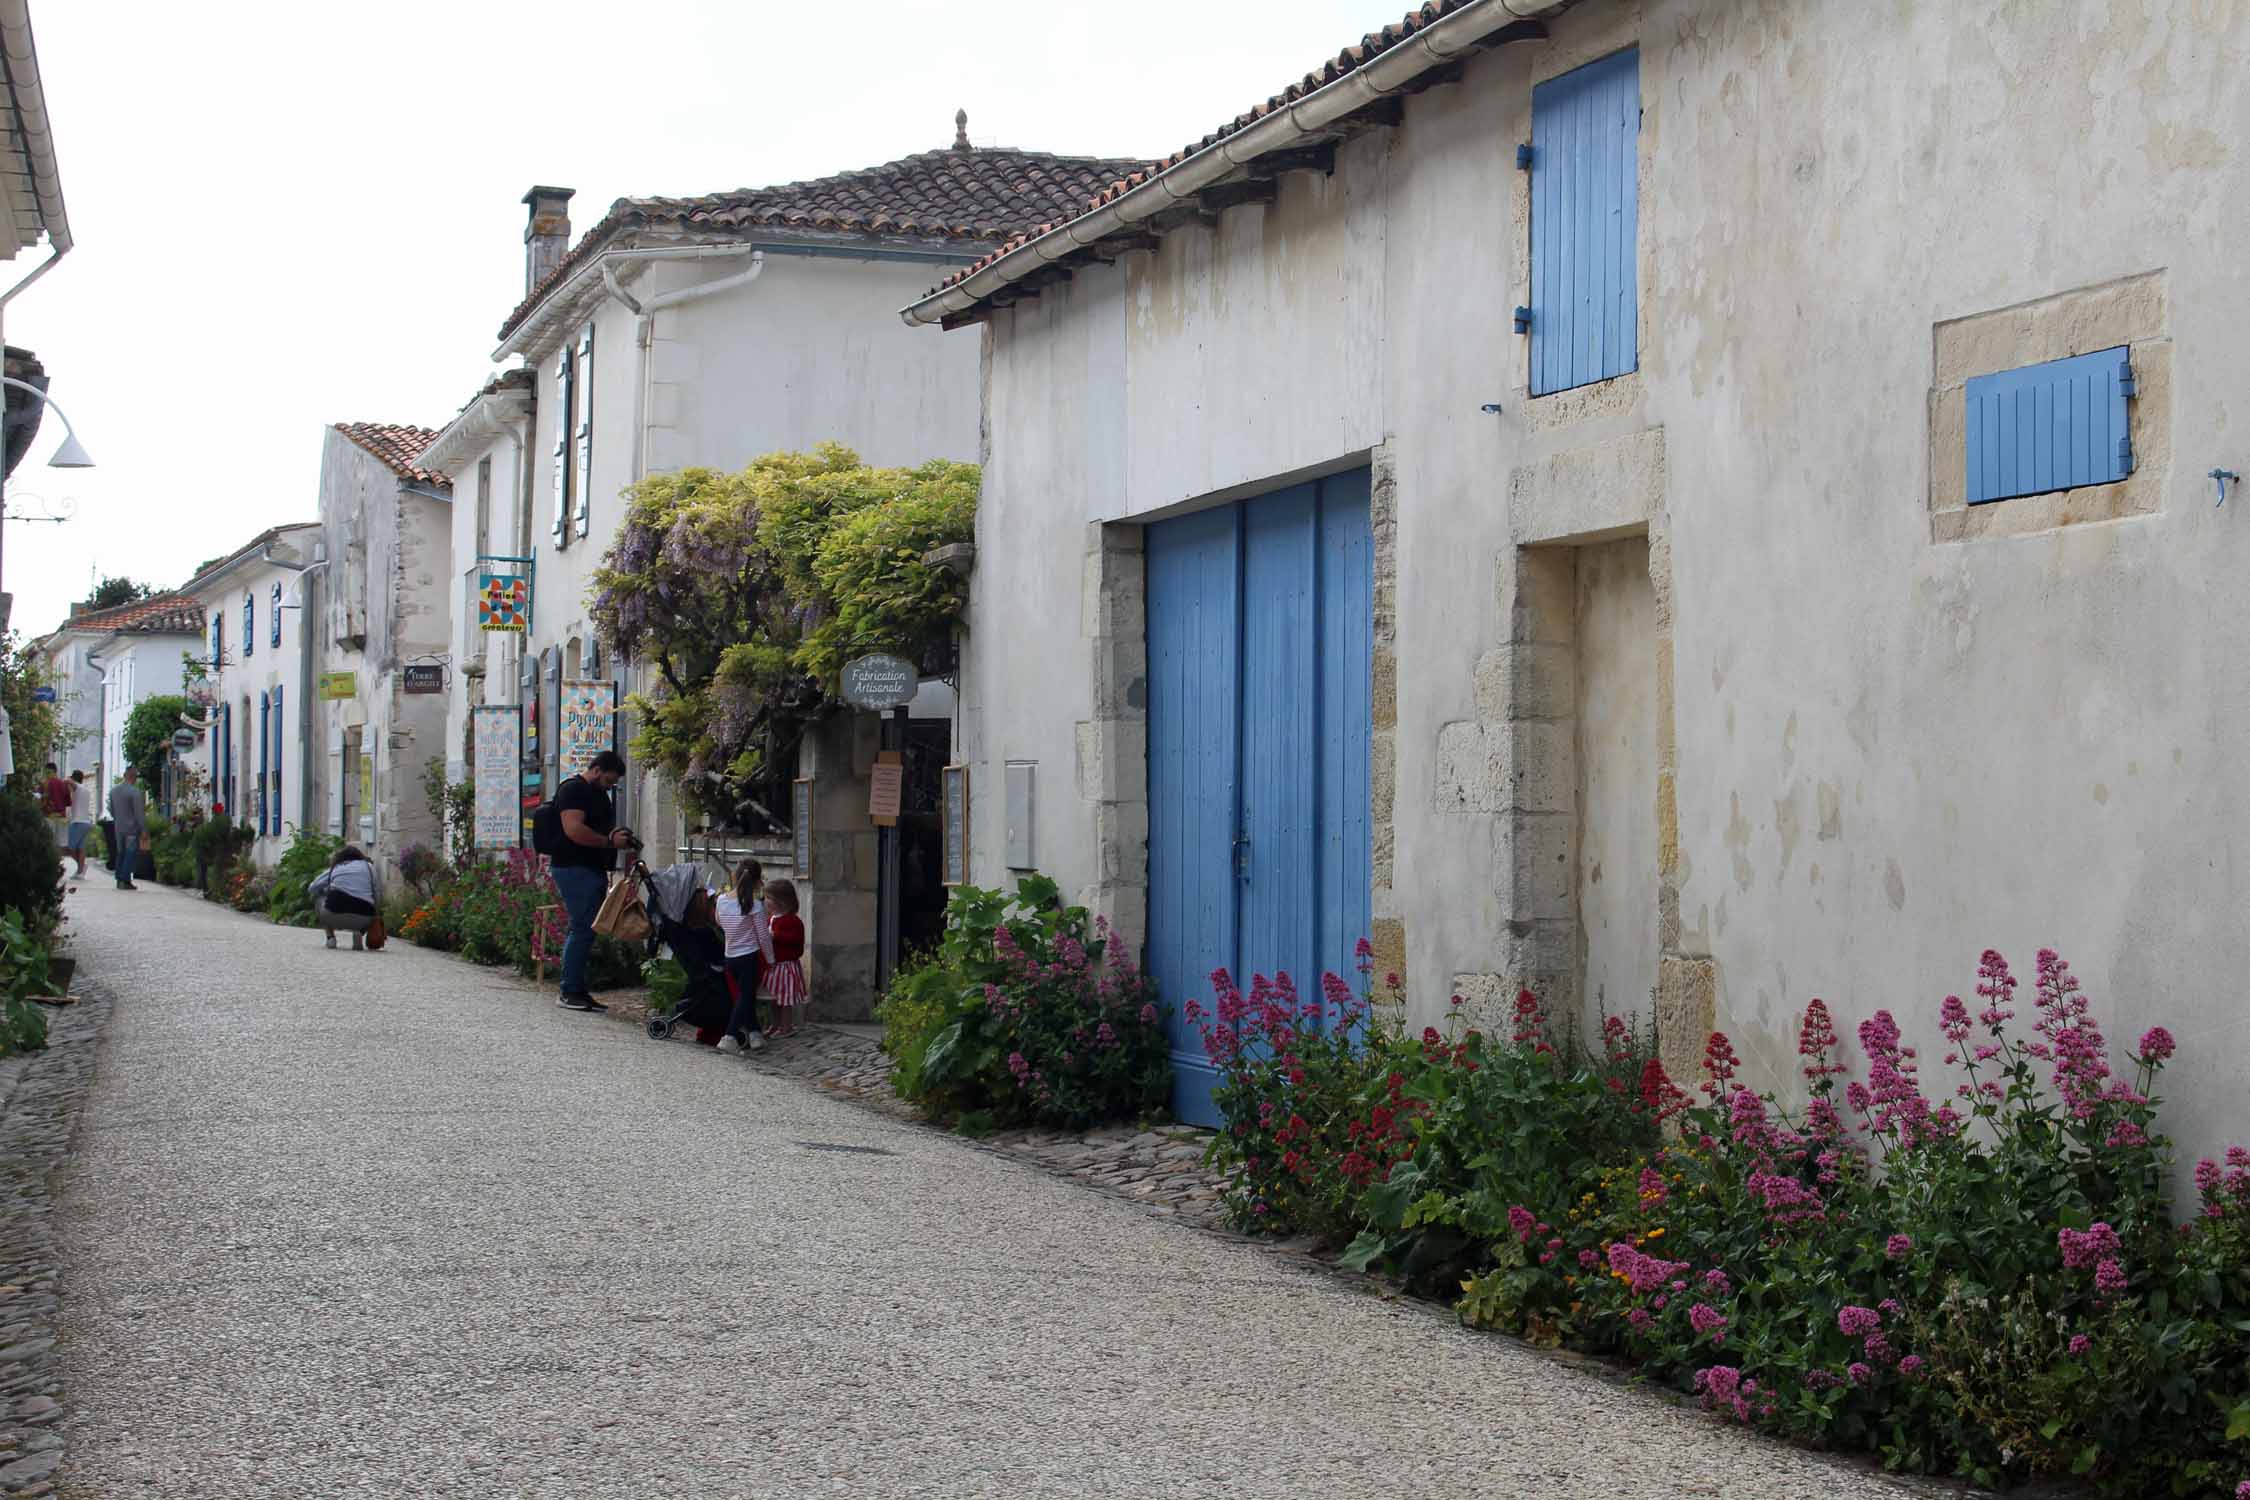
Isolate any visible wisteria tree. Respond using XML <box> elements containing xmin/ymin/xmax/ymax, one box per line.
<box><xmin>589</xmin><ymin>443</ymin><xmax>975</xmax><ymax>830</ymax></box>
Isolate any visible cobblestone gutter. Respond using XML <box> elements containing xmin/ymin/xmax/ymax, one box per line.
<box><xmin>0</xmin><ymin>989</ymin><xmax>109</xmax><ymax>1497</ymax></box>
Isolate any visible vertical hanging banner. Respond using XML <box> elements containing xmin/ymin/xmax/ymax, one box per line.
<box><xmin>558</xmin><ymin>679</ymin><xmax>618</xmax><ymax>780</ymax></box>
<box><xmin>477</xmin><ymin>571</ymin><xmax>530</xmax><ymax>632</ymax></box>
<box><xmin>471</xmin><ymin>705</ymin><xmax>524</xmax><ymax>849</ymax></box>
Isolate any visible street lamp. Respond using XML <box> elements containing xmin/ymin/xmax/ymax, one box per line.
<box><xmin>0</xmin><ymin>373</ymin><xmax>95</xmax><ymax>605</ymax></box>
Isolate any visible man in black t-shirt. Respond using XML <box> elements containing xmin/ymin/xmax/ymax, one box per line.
<box><xmin>552</xmin><ymin>750</ymin><xmax>636</xmax><ymax>1011</ymax></box>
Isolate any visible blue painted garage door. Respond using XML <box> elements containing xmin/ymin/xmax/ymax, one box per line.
<box><xmin>1146</xmin><ymin>470</ymin><xmax>1373</xmax><ymax>1126</ymax></box>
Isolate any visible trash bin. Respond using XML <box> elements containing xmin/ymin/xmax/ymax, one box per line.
<box><xmin>98</xmin><ymin>818</ymin><xmax>115</xmax><ymax>869</ymax></box>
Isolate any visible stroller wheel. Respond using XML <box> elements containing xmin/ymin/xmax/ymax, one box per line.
<box><xmin>645</xmin><ymin>1018</ymin><xmax>669</xmax><ymax>1040</ymax></box>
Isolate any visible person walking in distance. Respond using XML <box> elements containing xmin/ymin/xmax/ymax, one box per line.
<box><xmin>39</xmin><ymin>762</ymin><xmax>71</xmax><ymax>851</ymax></box>
<box><xmin>65</xmin><ymin>770</ymin><xmax>94</xmax><ymax>880</ymax></box>
<box><xmin>545</xmin><ymin>750</ymin><xmax>636</xmax><ymax>1012</ymax></box>
<box><xmin>106</xmin><ymin>767</ymin><xmax>147</xmax><ymax>892</ymax></box>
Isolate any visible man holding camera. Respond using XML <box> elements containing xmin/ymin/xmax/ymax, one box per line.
<box><xmin>551</xmin><ymin>749</ymin><xmax>638</xmax><ymax>1012</ymax></box>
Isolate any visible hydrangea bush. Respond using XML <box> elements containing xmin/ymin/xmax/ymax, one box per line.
<box><xmin>1195</xmin><ymin>946</ymin><xmax>2250</xmax><ymax>1496</ymax></box>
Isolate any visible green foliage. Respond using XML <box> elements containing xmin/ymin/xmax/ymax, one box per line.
<box><xmin>122</xmin><ymin>694</ymin><xmax>189</xmax><ymax>786</ymax></box>
<box><xmin>266</xmin><ymin>828</ymin><xmax>343</xmax><ymax>925</ymax></box>
<box><xmin>396</xmin><ymin>850</ymin><xmax>639</xmax><ymax>986</ymax></box>
<box><xmin>420</xmin><ymin>756</ymin><xmax>475</xmax><ymax>866</ymax></box>
<box><xmin>876</xmin><ymin>875</ymin><xmax>1169</xmax><ymax>1132</ymax></box>
<box><xmin>0</xmin><ymin>633</ymin><xmax>72</xmax><ymax>800</ymax></box>
<box><xmin>193</xmin><ymin>814</ymin><xmax>256</xmax><ymax>886</ymax></box>
<box><xmin>644</xmin><ymin>957</ymin><xmax>688</xmax><ymax>1016</ymax></box>
<box><xmin>87</xmin><ymin>575</ymin><xmax>153</xmax><ymax>609</ymax></box>
<box><xmin>0</xmin><ymin>909</ymin><xmax>51</xmax><ymax>1056</ymax></box>
<box><xmin>148</xmin><ymin>815</ymin><xmax>199</xmax><ymax>887</ymax></box>
<box><xmin>589</xmin><ymin>443</ymin><xmax>976</xmax><ymax>829</ymax></box>
<box><xmin>0</xmin><ymin>791</ymin><xmax>63</xmax><ymax>940</ymax></box>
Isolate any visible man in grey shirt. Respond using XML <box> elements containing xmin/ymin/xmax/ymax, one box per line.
<box><xmin>106</xmin><ymin>767</ymin><xmax>146</xmax><ymax>891</ymax></box>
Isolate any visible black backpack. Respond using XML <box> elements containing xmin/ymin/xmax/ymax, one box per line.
<box><xmin>529</xmin><ymin>776</ymin><xmax>581</xmax><ymax>857</ymax></box>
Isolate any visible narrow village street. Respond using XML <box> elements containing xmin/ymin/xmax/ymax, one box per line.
<box><xmin>28</xmin><ymin>884</ymin><xmax>1924</xmax><ymax>1500</ymax></box>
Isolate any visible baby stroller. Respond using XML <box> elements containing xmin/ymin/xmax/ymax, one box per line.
<box><xmin>637</xmin><ymin>862</ymin><xmax>734</xmax><ymax>1042</ymax></box>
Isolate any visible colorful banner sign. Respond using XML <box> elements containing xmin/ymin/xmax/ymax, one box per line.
<box><xmin>477</xmin><ymin>571</ymin><xmax>530</xmax><ymax>632</ymax></box>
<box><xmin>471</xmin><ymin>705</ymin><xmax>523</xmax><ymax>849</ymax></box>
<box><xmin>318</xmin><ymin>671</ymin><xmax>357</xmax><ymax>702</ymax></box>
<box><xmin>558</xmin><ymin>680</ymin><xmax>618</xmax><ymax>781</ymax></box>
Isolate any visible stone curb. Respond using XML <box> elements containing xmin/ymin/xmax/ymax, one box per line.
<box><xmin>0</xmin><ymin>982</ymin><xmax>112</xmax><ymax>1497</ymax></box>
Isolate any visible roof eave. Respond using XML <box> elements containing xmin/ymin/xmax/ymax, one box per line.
<box><xmin>420</xmin><ymin>387</ymin><xmax>535</xmax><ymax>477</ymax></box>
<box><xmin>0</xmin><ymin>0</ymin><xmax>71</xmax><ymax>257</ymax></box>
<box><xmin>901</xmin><ymin>0</ymin><xmax>1567</xmax><ymax>327</ymax></box>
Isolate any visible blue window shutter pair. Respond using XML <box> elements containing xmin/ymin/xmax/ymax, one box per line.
<box><xmin>243</xmin><ymin>591</ymin><xmax>255</xmax><ymax>657</ymax></box>
<box><xmin>257</xmin><ymin>693</ymin><xmax>270</xmax><ymax>836</ymax></box>
<box><xmin>1965</xmin><ymin>346</ymin><xmax>2134</xmax><ymax>504</ymax></box>
<box><xmin>1528</xmin><ymin>48</ymin><xmax>1640</xmax><ymax>396</ymax></box>
<box><xmin>270</xmin><ymin>583</ymin><xmax>282</xmax><ymax>648</ymax></box>
<box><xmin>210</xmin><ymin>613</ymin><xmax>222</xmax><ymax>667</ymax></box>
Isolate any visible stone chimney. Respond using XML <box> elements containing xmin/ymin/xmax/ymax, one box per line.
<box><xmin>521</xmin><ymin>186</ymin><xmax>576</xmax><ymax>295</ymax></box>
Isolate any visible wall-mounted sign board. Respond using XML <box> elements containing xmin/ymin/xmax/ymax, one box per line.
<box><xmin>942</xmin><ymin>764</ymin><xmax>968</xmax><ymax>887</ymax></box>
<box><xmin>472</xmin><ymin>705</ymin><xmax>523</xmax><ymax>849</ymax></box>
<box><xmin>317</xmin><ymin>671</ymin><xmax>357</xmax><ymax>702</ymax></box>
<box><xmin>869</xmin><ymin>752</ymin><xmax>904</xmax><ymax>827</ymax></box>
<box><xmin>402</xmin><ymin>664</ymin><xmax>444</xmax><ymax>695</ymax></box>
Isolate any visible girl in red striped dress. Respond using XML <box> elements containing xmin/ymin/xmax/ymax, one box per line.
<box><xmin>761</xmin><ymin>879</ymin><xmax>808</xmax><ymax>1036</ymax></box>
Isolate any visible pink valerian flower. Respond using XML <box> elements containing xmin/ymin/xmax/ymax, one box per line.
<box><xmin>1897</xmin><ymin>1354</ymin><xmax>1926</xmax><ymax>1377</ymax></box>
<box><xmin>1837</xmin><ymin>1305</ymin><xmax>1883</xmax><ymax>1337</ymax></box>
<box><xmin>1139</xmin><ymin>1003</ymin><xmax>1159</xmax><ymax>1026</ymax></box>
<box><xmin>1694</xmin><ymin>1366</ymin><xmax>1754</xmax><ymax>1422</ymax></box>
<box><xmin>1976</xmin><ymin>948</ymin><xmax>2019</xmax><ymax>1030</ymax></box>
<box><xmin>1863</xmin><ymin>1333</ymin><xmax>1896</xmax><ymax>1367</ymax></box>
<box><xmin>2058</xmin><ymin>1221</ymin><xmax>2122</xmax><ymax>1270</ymax></box>
<box><xmin>2106</xmin><ymin>1119</ymin><xmax>2149</xmax><ymax>1149</ymax></box>
<box><xmin>1857</xmin><ymin>1009</ymin><xmax>1937</xmax><ymax>1147</ymax></box>
<box><xmin>2094</xmin><ymin>1258</ymin><xmax>2129</xmax><ymax>1296</ymax></box>
<box><xmin>1507</xmin><ymin>1205</ymin><xmax>1537</xmax><ymax>1243</ymax></box>
<box><xmin>1746</xmin><ymin>1169</ymin><xmax>1828</xmax><ymax>1228</ymax></box>
<box><xmin>1702</xmin><ymin>1269</ymin><xmax>1732</xmax><ymax>1297</ymax></box>
<box><xmin>1638</xmin><ymin>1166</ymin><xmax>1669</xmax><ymax>1208</ymax></box>
<box><xmin>2235</xmin><ymin>1483</ymin><xmax>2249</xmax><ymax>1500</ymax></box>
<box><xmin>1939</xmin><ymin>994</ymin><xmax>1972</xmax><ymax>1045</ymax></box>
<box><xmin>2069</xmin><ymin>1334</ymin><xmax>2092</xmax><ymax>1356</ymax></box>
<box><xmin>1688</xmin><ymin>1303</ymin><xmax>1728</xmax><ymax>1343</ymax></box>
<box><xmin>1639</xmin><ymin>1058</ymin><xmax>1690</xmax><ymax>1121</ymax></box>
<box><xmin>1702</xmin><ymin>1031</ymin><xmax>1741</xmax><ymax>1095</ymax></box>
<box><xmin>1626</xmin><ymin>1308</ymin><xmax>1654</xmax><ymax>1334</ymax></box>
<box><xmin>1847</xmin><ymin>1361</ymin><xmax>1874</xmax><ymax>1386</ymax></box>
<box><xmin>1601</xmin><ymin>1014</ymin><xmax>1632</xmax><ymax>1064</ymax></box>
<box><xmin>1798</xmin><ymin>998</ymin><xmax>1846</xmax><ymax>1086</ymax></box>
<box><xmin>1606</xmin><ymin>1241</ymin><xmax>1691</xmax><ymax>1296</ymax></box>
<box><xmin>1885</xmin><ymin>1234</ymin><xmax>1914</xmax><ymax>1260</ymax></box>
<box><xmin>1845</xmin><ymin>1081</ymin><xmax>1873</xmax><ymax>1115</ymax></box>
<box><xmin>1511</xmin><ymin>989</ymin><xmax>1554</xmax><ymax>1054</ymax></box>
<box><xmin>1879</xmin><ymin>1298</ymin><xmax>1903</xmax><ymax>1319</ymax></box>
<box><xmin>1353</xmin><ymin>935</ymin><xmax>1373</xmax><ymax>974</ymax></box>
<box><xmin>2137</xmin><ymin>1026</ymin><xmax>2176</xmax><ymax>1063</ymax></box>
<box><xmin>1578</xmin><ymin>1248</ymin><xmax>1601</xmax><ymax>1269</ymax></box>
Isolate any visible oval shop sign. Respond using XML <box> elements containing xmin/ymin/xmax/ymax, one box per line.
<box><xmin>839</xmin><ymin>653</ymin><xmax>918</xmax><ymax>711</ymax></box>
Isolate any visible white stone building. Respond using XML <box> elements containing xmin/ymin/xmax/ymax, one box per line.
<box><xmin>308</xmin><ymin>422</ymin><xmax>453</xmax><ymax>872</ymax></box>
<box><xmin>421</xmin><ymin>124</ymin><xmax>1144</xmax><ymax>1012</ymax></box>
<box><xmin>906</xmin><ymin>0</ymin><xmax>2250</xmax><ymax>1147</ymax></box>
<box><xmin>176</xmin><ymin>523</ymin><xmax>322</xmax><ymax>861</ymax></box>
<box><xmin>31</xmin><ymin>594</ymin><xmax>200</xmax><ymax>797</ymax></box>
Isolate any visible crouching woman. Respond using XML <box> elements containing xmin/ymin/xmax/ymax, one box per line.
<box><xmin>308</xmin><ymin>846</ymin><xmax>382</xmax><ymax>951</ymax></box>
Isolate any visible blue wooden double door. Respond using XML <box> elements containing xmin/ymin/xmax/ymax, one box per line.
<box><xmin>1145</xmin><ymin>470</ymin><xmax>1374</xmax><ymax>1126</ymax></box>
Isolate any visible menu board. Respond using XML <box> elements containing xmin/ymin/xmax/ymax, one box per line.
<box><xmin>941</xmin><ymin>764</ymin><xmax>968</xmax><ymax>887</ymax></box>
<box><xmin>471</xmin><ymin>706</ymin><xmax>523</xmax><ymax>849</ymax></box>
<box><xmin>791</xmin><ymin>777</ymin><xmax>812</xmax><ymax>879</ymax></box>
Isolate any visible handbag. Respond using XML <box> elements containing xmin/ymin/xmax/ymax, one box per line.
<box><xmin>366</xmin><ymin>914</ymin><xmax>388</xmax><ymax>951</ymax></box>
<box><xmin>137</xmin><ymin>832</ymin><xmax>152</xmax><ymax>851</ymax></box>
<box><xmin>592</xmin><ymin>876</ymin><xmax>652</xmax><ymax>944</ymax></box>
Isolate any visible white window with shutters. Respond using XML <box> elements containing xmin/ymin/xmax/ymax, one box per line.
<box><xmin>551</xmin><ymin>345</ymin><xmax>575</xmax><ymax>546</ymax></box>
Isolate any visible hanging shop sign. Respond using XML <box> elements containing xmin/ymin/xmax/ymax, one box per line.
<box><xmin>472</xmin><ymin>705</ymin><xmax>524</xmax><ymax>849</ymax></box>
<box><xmin>478</xmin><ymin>571</ymin><xmax>530</xmax><ymax>632</ymax></box>
<box><xmin>402</xmin><ymin>664</ymin><xmax>445</xmax><ymax>695</ymax></box>
<box><xmin>317</xmin><ymin>671</ymin><xmax>357</xmax><ymax>702</ymax></box>
<box><xmin>839</xmin><ymin>653</ymin><xmax>918</xmax><ymax>711</ymax></box>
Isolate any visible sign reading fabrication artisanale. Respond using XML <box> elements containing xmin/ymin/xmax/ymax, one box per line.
<box><xmin>839</xmin><ymin>653</ymin><xmax>918</xmax><ymax>711</ymax></box>
<box><xmin>471</xmin><ymin>705</ymin><xmax>523</xmax><ymax>849</ymax></box>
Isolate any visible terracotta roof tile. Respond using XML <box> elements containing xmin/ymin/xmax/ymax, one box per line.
<box><xmin>334</xmin><ymin>421</ymin><xmax>448</xmax><ymax>485</ymax></box>
<box><xmin>67</xmin><ymin>593</ymin><xmax>205</xmax><ymax>636</ymax></box>
<box><xmin>926</xmin><ymin>1</ymin><xmax>1482</xmax><ymax>304</ymax></box>
<box><xmin>497</xmin><ymin>143</ymin><xmax>1151</xmax><ymax>342</ymax></box>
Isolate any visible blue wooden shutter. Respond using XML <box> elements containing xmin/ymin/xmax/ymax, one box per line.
<box><xmin>210</xmin><ymin>612</ymin><xmax>222</xmax><ymax>667</ymax></box>
<box><xmin>243</xmin><ymin>590</ymin><xmax>255</xmax><ymax>657</ymax></box>
<box><xmin>257</xmin><ymin>692</ymin><xmax>270</xmax><ymax>834</ymax></box>
<box><xmin>271</xmin><ymin>684</ymin><xmax>284</xmax><ymax>833</ymax></box>
<box><xmin>271</xmin><ymin>582</ymin><xmax>282</xmax><ymax>647</ymax></box>
<box><xmin>573</xmin><ymin>323</ymin><xmax>594</xmax><ymax>538</ymax></box>
<box><xmin>1529</xmin><ymin>48</ymin><xmax>1640</xmax><ymax>396</ymax></box>
<box><xmin>219</xmin><ymin>700</ymin><xmax>232</xmax><ymax>818</ymax></box>
<box><xmin>1965</xmin><ymin>346</ymin><xmax>2133</xmax><ymax>504</ymax></box>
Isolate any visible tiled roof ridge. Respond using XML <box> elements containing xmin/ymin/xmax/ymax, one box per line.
<box><xmin>66</xmin><ymin>592</ymin><xmax>205</xmax><ymax>636</ymax></box>
<box><xmin>333</xmin><ymin>421</ymin><xmax>448</xmax><ymax>485</ymax></box>
<box><xmin>496</xmin><ymin>143</ymin><xmax>1155</xmax><ymax>343</ymax></box>
<box><xmin>925</xmin><ymin>1</ymin><xmax>1484</xmax><ymax>303</ymax></box>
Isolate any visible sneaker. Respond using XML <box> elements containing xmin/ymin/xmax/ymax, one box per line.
<box><xmin>582</xmin><ymin>996</ymin><xmax>608</xmax><ymax>1012</ymax></box>
<box><xmin>746</xmin><ymin>1032</ymin><xmax>768</xmax><ymax>1052</ymax></box>
<box><xmin>326</xmin><ymin>933</ymin><xmax>337</xmax><ymax>949</ymax></box>
<box><xmin>716</xmin><ymin>1035</ymin><xmax>744</xmax><ymax>1056</ymax></box>
<box><xmin>558</xmin><ymin>993</ymin><xmax>596</xmax><ymax>1011</ymax></box>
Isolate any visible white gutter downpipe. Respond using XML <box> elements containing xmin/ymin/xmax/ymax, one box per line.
<box><xmin>497</xmin><ymin>242</ymin><xmax>764</xmax><ymax>361</ymax></box>
<box><xmin>901</xmin><ymin>0</ymin><xmax>1563</xmax><ymax>326</ymax></box>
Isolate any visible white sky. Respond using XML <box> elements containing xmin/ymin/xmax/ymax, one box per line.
<box><xmin>3</xmin><ymin>0</ymin><xmax>1401</xmax><ymax>638</ymax></box>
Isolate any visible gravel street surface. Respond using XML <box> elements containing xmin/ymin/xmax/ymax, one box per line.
<box><xmin>50</xmin><ymin>881</ymin><xmax>1936</xmax><ymax>1499</ymax></box>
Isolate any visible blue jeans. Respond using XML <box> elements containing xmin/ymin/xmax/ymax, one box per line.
<box><xmin>552</xmin><ymin>865</ymin><xmax>609</xmax><ymax>997</ymax></box>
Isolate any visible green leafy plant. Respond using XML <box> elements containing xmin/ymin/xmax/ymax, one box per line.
<box><xmin>876</xmin><ymin>875</ymin><xmax>1168</xmax><ymax>1132</ymax></box>
<box><xmin>121</xmin><ymin>694</ymin><xmax>189</xmax><ymax>787</ymax></box>
<box><xmin>265</xmin><ymin>828</ymin><xmax>343</xmax><ymax>925</ymax></box>
<box><xmin>420</xmin><ymin>756</ymin><xmax>475</xmax><ymax>866</ymax></box>
<box><xmin>0</xmin><ymin>908</ymin><xmax>51</xmax><ymax>1055</ymax></box>
<box><xmin>0</xmin><ymin>633</ymin><xmax>75</xmax><ymax>801</ymax></box>
<box><xmin>0</xmin><ymin>791</ymin><xmax>63</xmax><ymax>942</ymax></box>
